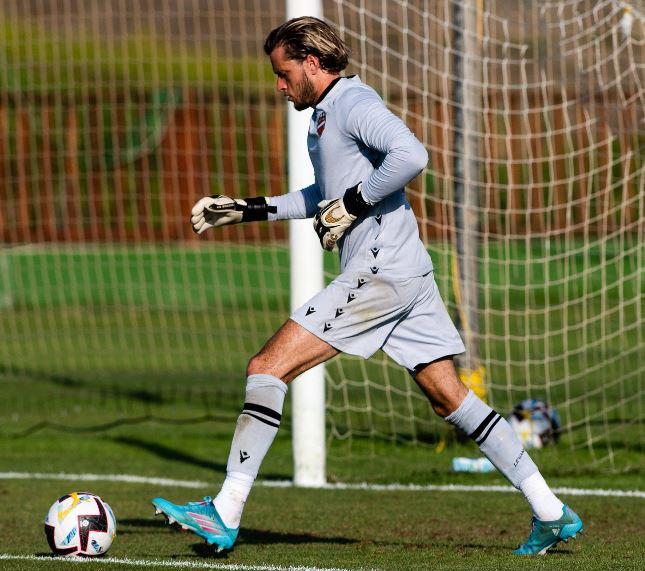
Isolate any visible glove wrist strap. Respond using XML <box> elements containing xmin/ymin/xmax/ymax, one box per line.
<box><xmin>343</xmin><ymin>183</ymin><xmax>372</xmax><ymax>217</ymax></box>
<box><xmin>241</xmin><ymin>197</ymin><xmax>277</xmax><ymax>222</ymax></box>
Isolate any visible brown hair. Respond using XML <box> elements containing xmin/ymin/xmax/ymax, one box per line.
<box><xmin>264</xmin><ymin>16</ymin><xmax>350</xmax><ymax>73</ymax></box>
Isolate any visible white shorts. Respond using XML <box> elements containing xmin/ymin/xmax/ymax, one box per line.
<box><xmin>291</xmin><ymin>271</ymin><xmax>465</xmax><ymax>372</ymax></box>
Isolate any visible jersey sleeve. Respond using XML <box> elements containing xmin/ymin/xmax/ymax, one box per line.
<box><xmin>342</xmin><ymin>92</ymin><xmax>428</xmax><ymax>204</ymax></box>
<box><xmin>266</xmin><ymin>183</ymin><xmax>323</xmax><ymax>221</ymax></box>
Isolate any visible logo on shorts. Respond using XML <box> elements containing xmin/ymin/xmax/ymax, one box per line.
<box><xmin>306</xmin><ymin>306</ymin><xmax>316</xmax><ymax>316</ymax></box>
<box><xmin>357</xmin><ymin>278</ymin><xmax>368</xmax><ymax>288</ymax></box>
<box><xmin>371</xmin><ymin>247</ymin><xmax>380</xmax><ymax>258</ymax></box>
<box><xmin>335</xmin><ymin>308</ymin><xmax>344</xmax><ymax>318</ymax></box>
<box><xmin>347</xmin><ymin>292</ymin><xmax>357</xmax><ymax>303</ymax></box>
<box><xmin>323</xmin><ymin>322</ymin><xmax>333</xmax><ymax>332</ymax></box>
<box><xmin>370</xmin><ymin>266</ymin><xmax>379</xmax><ymax>274</ymax></box>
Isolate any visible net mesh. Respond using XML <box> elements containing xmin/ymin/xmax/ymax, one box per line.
<box><xmin>0</xmin><ymin>0</ymin><xmax>642</xmax><ymax>474</ymax></box>
<box><xmin>0</xmin><ymin>0</ymin><xmax>289</xmax><ymax>428</ymax></box>
<box><xmin>326</xmin><ymin>0</ymin><xmax>643</xmax><ymax>472</ymax></box>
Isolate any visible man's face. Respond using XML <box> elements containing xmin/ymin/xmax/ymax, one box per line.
<box><xmin>269</xmin><ymin>45</ymin><xmax>317</xmax><ymax>111</ymax></box>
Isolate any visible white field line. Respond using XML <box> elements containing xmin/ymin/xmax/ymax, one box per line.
<box><xmin>0</xmin><ymin>554</ymin><xmax>360</xmax><ymax>571</ymax></box>
<box><xmin>0</xmin><ymin>472</ymin><xmax>207</xmax><ymax>489</ymax></box>
<box><xmin>0</xmin><ymin>471</ymin><xmax>643</xmax><ymax>498</ymax></box>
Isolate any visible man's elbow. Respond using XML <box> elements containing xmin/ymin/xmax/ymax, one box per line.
<box><xmin>410</xmin><ymin>141</ymin><xmax>429</xmax><ymax>175</ymax></box>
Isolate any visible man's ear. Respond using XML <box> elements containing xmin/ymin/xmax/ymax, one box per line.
<box><xmin>304</xmin><ymin>53</ymin><xmax>321</xmax><ymax>74</ymax></box>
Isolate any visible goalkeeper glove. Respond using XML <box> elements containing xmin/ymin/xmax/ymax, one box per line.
<box><xmin>190</xmin><ymin>195</ymin><xmax>276</xmax><ymax>234</ymax></box>
<box><xmin>313</xmin><ymin>182</ymin><xmax>372</xmax><ymax>251</ymax></box>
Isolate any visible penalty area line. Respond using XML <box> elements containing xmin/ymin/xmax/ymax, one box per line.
<box><xmin>0</xmin><ymin>554</ymin><xmax>361</xmax><ymax>571</ymax></box>
<box><xmin>0</xmin><ymin>471</ymin><xmax>643</xmax><ymax>499</ymax></box>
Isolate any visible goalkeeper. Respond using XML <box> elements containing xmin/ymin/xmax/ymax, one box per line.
<box><xmin>153</xmin><ymin>16</ymin><xmax>582</xmax><ymax>556</ymax></box>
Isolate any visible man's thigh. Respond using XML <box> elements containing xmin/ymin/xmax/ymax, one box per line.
<box><xmin>248</xmin><ymin>319</ymin><xmax>339</xmax><ymax>383</ymax></box>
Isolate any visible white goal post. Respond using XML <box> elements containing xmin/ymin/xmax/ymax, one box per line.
<box><xmin>287</xmin><ymin>0</ymin><xmax>327</xmax><ymax>487</ymax></box>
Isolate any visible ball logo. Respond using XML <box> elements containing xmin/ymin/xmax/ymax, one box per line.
<box><xmin>57</xmin><ymin>492</ymin><xmax>81</xmax><ymax>522</ymax></box>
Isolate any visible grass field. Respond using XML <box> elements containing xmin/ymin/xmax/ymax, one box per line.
<box><xmin>0</xmin><ymin>240</ymin><xmax>642</xmax><ymax>569</ymax></box>
<box><xmin>0</xmin><ymin>241</ymin><xmax>641</xmax><ymax>465</ymax></box>
<box><xmin>1</xmin><ymin>422</ymin><xmax>644</xmax><ymax>570</ymax></box>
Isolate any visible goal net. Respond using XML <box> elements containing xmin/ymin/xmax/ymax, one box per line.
<box><xmin>325</xmin><ymin>0</ymin><xmax>643</xmax><ymax>475</ymax></box>
<box><xmin>0</xmin><ymin>0</ymin><xmax>642</xmax><ymax>476</ymax></box>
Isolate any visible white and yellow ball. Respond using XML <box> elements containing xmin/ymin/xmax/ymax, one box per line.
<box><xmin>44</xmin><ymin>492</ymin><xmax>116</xmax><ymax>556</ymax></box>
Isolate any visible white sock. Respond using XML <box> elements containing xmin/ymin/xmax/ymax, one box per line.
<box><xmin>519</xmin><ymin>471</ymin><xmax>564</xmax><ymax>521</ymax></box>
<box><xmin>214</xmin><ymin>471</ymin><xmax>254</xmax><ymax>528</ymax></box>
<box><xmin>446</xmin><ymin>390</ymin><xmax>564</xmax><ymax>520</ymax></box>
<box><xmin>445</xmin><ymin>390</ymin><xmax>539</xmax><ymax>487</ymax></box>
<box><xmin>213</xmin><ymin>373</ymin><xmax>287</xmax><ymax>528</ymax></box>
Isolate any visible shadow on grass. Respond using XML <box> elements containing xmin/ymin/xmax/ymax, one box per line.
<box><xmin>111</xmin><ymin>436</ymin><xmax>289</xmax><ymax>480</ymax></box>
<box><xmin>124</xmin><ymin>518</ymin><xmax>472</xmax><ymax>547</ymax></box>
<box><xmin>0</xmin><ymin>364</ymin><xmax>167</xmax><ymax>404</ymax></box>
<box><xmin>112</xmin><ymin>436</ymin><xmax>227</xmax><ymax>474</ymax></box>
<box><xmin>189</xmin><ymin>528</ymin><xmax>360</xmax><ymax>557</ymax></box>
<box><xmin>118</xmin><ymin>519</ymin><xmax>359</xmax><ymax>557</ymax></box>
<box><xmin>238</xmin><ymin>528</ymin><xmax>360</xmax><ymax>546</ymax></box>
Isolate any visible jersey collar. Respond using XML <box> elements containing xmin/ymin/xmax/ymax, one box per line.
<box><xmin>313</xmin><ymin>75</ymin><xmax>360</xmax><ymax>110</ymax></box>
<box><xmin>314</xmin><ymin>76</ymin><xmax>343</xmax><ymax>107</ymax></box>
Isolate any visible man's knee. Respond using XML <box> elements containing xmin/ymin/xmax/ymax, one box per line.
<box><xmin>246</xmin><ymin>352</ymin><xmax>273</xmax><ymax>377</ymax></box>
<box><xmin>413</xmin><ymin>356</ymin><xmax>468</xmax><ymax>417</ymax></box>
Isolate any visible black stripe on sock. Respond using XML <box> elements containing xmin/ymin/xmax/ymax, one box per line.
<box><xmin>242</xmin><ymin>402</ymin><xmax>282</xmax><ymax>421</ymax></box>
<box><xmin>469</xmin><ymin>410</ymin><xmax>498</xmax><ymax>441</ymax></box>
<box><xmin>476</xmin><ymin>414</ymin><xmax>502</xmax><ymax>445</ymax></box>
<box><xmin>241</xmin><ymin>412</ymin><xmax>280</xmax><ymax>428</ymax></box>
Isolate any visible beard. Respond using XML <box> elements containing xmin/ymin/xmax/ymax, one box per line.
<box><xmin>292</xmin><ymin>72</ymin><xmax>317</xmax><ymax>111</ymax></box>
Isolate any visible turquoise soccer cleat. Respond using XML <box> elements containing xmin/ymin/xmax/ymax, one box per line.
<box><xmin>152</xmin><ymin>496</ymin><xmax>238</xmax><ymax>552</ymax></box>
<box><xmin>513</xmin><ymin>505</ymin><xmax>583</xmax><ymax>555</ymax></box>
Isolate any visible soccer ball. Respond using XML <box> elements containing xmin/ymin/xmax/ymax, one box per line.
<box><xmin>44</xmin><ymin>492</ymin><xmax>116</xmax><ymax>556</ymax></box>
<box><xmin>507</xmin><ymin>399</ymin><xmax>561</xmax><ymax>450</ymax></box>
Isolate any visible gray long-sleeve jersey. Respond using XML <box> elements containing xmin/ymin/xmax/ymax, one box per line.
<box><xmin>267</xmin><ymin>76</ymin><xmax>433</xmax><ymax>277</ymax></box>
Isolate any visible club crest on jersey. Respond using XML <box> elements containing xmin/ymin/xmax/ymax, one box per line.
<box><xmin>316</xmin><ymin>111</ymin><xmax>326</xmax><ymax>136</ymax></box>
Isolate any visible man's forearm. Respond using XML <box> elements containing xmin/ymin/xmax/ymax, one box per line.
<box><xmin>266</xmin><ymin>183</ymin><xmax>322</xmax><ymax>220</ymax></box>
<box><xmin>360</xmin><ymin>132</ymin><xmax>428</xmax><ymax>204</ymax></box>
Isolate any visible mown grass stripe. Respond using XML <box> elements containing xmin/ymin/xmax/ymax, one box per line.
<box><xmin>0</xmin><ymin>471</ymin><xmax>643</xmax><ymax>498</ymax></box>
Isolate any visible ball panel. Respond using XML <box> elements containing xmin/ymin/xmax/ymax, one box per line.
<box><xmin>44</xmin><ymin>523</ymin><xmax>77</xmax><ymax>555</ymax></box>
<box><xmin>78</xmin><ymin>497</ymin><xmax>108</xmax><ymax>554</ymax></box>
